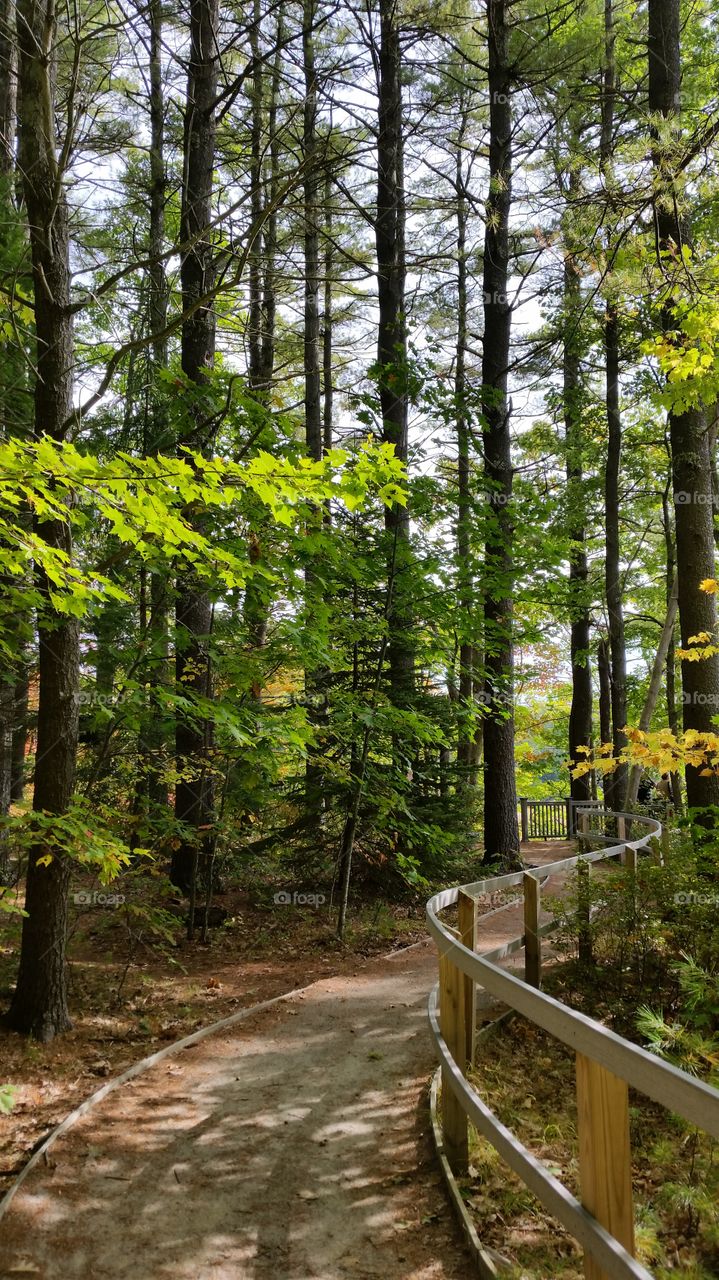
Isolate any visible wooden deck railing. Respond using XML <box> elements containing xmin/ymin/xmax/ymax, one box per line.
<box><xmin>519</xmin><ymin>795</ymin><xmax>573</xmax><ymax>841</ymax></box>
<box><xmin>426</xmin><ymin>804</ymin><xmax>719</xmax><ymax>1279</ymax></box>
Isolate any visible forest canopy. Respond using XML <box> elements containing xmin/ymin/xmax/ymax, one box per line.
<box><xmin>1</xmin><ymin>0</ymin><xmax>719</xmax><ymax>1041</ymax></box>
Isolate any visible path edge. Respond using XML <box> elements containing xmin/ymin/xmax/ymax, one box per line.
<box><xmin>0</xmin><ymin>934</ymin><xmax>429</xmax><ymax>1225</ymax></box>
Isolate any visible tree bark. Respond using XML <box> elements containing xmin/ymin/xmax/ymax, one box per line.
<box><xmin>376</xmin><ymin>0</ymin><xmax>413</xmax><ymax>714</ymax></box>
<box><xmin>322</xmin><ymin>163</ymin><xmax>333</xmax><ymax>454</ymax></box>
<box><xmin>648</xmin><ymin>0</ymin><xmax>719</xmax><ymax>813</ymax></box>
<box><xmin>302</xmin><ymin>0</ymin><xmax>327</xmax><ymax>820</ymax></box>
<box><xmin>138</xmin><ymin>0</ymin><xmax>170</xmax><ymax>817</ymax></box>
<box><xmin>563</xmin><ymin>244</ymin><xmax>593</xmax><ymax>806</ymax></box>
<box><xmin>625</xmin><ymin>578</ymin><xmax>679</xmax><ymax>806</ymax></box>
<box><xmin>0</xmin><ymin>0</ymin><xmax>16</xmax><ymax>176</ymax></box>
<box><xmin>662</xmin><ymin>485</ymin><xmax>682</xmax><ymax>809</ymax></box>
<box><xmin>10</xmin><ymin>664</ymin><xmax>28</xmax><ymax>802</ymax></box>
<box><xmin>8</xmin><ymin>0</ymin><xmax>78</xmax><ymax>1039</ymax></box>
<box><xmin>171</xmin><ymin>0</ymin><xmax>219</xmax><ymax>895</ymax></box>
<box><xmin>455</xmin><ymin>105</ymin><xmax>475</xmax><ymax>784</ymax></box>
<box><xmin>598</xmin><ymin>633</ymin><xmax>612</xmax><ymax>803</ymax></box>
<box><xmin>604</xmin><ymin>303</ymin><xmax>628</xmax><ymax>809</ymax></box>
<box><xmin>481</xmin><ymin>0</ymin><xmax>519</xmax><ymax>864</ymax></box>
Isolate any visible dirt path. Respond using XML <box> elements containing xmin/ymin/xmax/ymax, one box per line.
<box><xmin>0</xmin><ymin>940</ymin><xmax>473</xmax><ymax>1280</ymax></box>
<box><xmin>0</xmin><ymin>841</ymin><xmax>576</xmax><ymax>1279</ymax></box>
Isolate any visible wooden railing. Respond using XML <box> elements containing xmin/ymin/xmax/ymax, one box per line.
<box><xmin>426</xmin><ymin>805</ymin><xmax>719</xmax><ymax>1279</ymax></box>
<box><xmin>519</xmin><ymin>795</ymin><xmax>573</xmax><ymax>841</ymax></box>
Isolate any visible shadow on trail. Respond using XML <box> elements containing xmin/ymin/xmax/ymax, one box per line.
<box><xmin>0</xmin><ymin>947</ymin><xmax>468</xmax><ymax>1280</ymax></box>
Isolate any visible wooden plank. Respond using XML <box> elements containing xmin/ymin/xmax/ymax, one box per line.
<box><xmin>617</xmin><ymin>814</ymin><xmax>627</xmax><ymax>863</ymax></box>
<box><xmin>439</xmin><ymin>938</ymin><xmax>468</xmax><ymax>1174</ymax></box>
<box><xmin>429</xmin><ymin>1069</ymin><xmax>503</xmax><ymax>1279</ymax></box>
<box><xmin>578</xmin><ymin>808</ymin><xmax>589</xmax><ymax>850</ymax></box>
<box><xmin>457</xmin><ymin>890</ymin><xmax>477</xmax><ymax>1068</ymax></box>
<box><xmin>577</xmin><ymin>859</ymin><xmax>593</xmax><ymax>965</ymax></box>
<box><xmin>426</xmin><ymin>896</ymin><xmax>719</xmax><ymax>1137</ymax></box>
<box><xmin>523</xmin><ymin>872</ymin><xmax>541</xmax><ymax>988</ymax></box>
<box><xmin>576</xmin><ymin>1052</ymin><xmax>635</xmax><ymax>1280</ymax></box>
<box><xmin>520</xmin><ymin>796</ymin><xmax>529</xmax><ymax>843</ymax></box>
<box><xmin>566</xmin><ymin>796</ymin><xmax>574</xmax><ymax>838</ymax></box>
<box><xmin>429</xmin><ymin>990</ymin><xmax>651</xmax><ymax>1279</ymax></box>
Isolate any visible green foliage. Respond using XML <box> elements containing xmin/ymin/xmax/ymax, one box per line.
<box><xmin>637</xmin><ymin>956</ymin><xmax>719</xmax><ymax>1083</ymax></box>
<box><xmin>0</xmin><ymin>1084</ymin><xmax>17</xmax><ymax>1115</ymax></box>
<box><xmin>0</xmin><ymin>433</ymin><xmax>406</xmax><ymax>639</ymax></box>
<box><xmin>4</xmin><ymin>800</ymin><xmax>151</xmax><ymax>881</ymax></box>
<box><xmin>548</xmin><ymin>834</ymin><xmax>719</xmax><ymax>1028</ymax></box>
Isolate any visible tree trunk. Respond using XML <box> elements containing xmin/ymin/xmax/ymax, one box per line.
<box><xmin>259</xmin><ymin>7</ymin><xmax>283</xmax><ymax>388</ymax></box>
<box><xmin>481</xmin><ymin>0</ymin><xmax>519</xmax><ymax>864</ymax></box>
<box><xmin>171</xmin><ymin>0</ymin><xmax>219</xmax><ymax>895</ymax></box>
<box><xmin>302</xmin><ymin>0</ymin><xmax>327</xmax><ymax>821</ymax></box>
<box><xmin>8</xmin><ymin>0</ymin><xmax>78</xmax><ymax>1040</ymax></box>
<box><xmin>603</xmin><ymin>303</ymin><xmax>628</xmax><ymax>810</ymax></box>
<box><xmin>247</xmin><ymin>0</ymin><xmax>264</xmax><ymax>389</ymax></box>
<box><xmin>597</xmin><ymin>633</ymin><xmax>612</xmax><ymax>802</ymax></box>
<box><xmin>138</xmin><ymin>0</ymin><xmax>170</xmax><ymax>817</ymax></box>
<box><xmin>563</xmin><ymin>245</ymin><xmax>593</xmax><ymax>806</ymax></box>
<box><xmin>626</xmin><ymin>579</ymin><xmax>678</xmax><ymax>806</ymax></box>
<box><xmin>648</xmin><ymin>0</ymin><xmax>719</xmax><ymax>813</ymax></box>
<box><xmin>0</xmin><ymin>0</ymin><xmax>16</xmax><ymax>176</ymax></box>
<box><xmin>242</xmin><ymin>7</ymin><xmax>282</xmax><ymax>667</ymax></box>
<box><xmin>455</xmin><ymin>106</ymin><xmax>474</xmax><ymax>784</ymax></box>
<box><xmin>662</xmin><ymin>485</ymin><xmax>682</xmax><ymax>809</ymax></box>
<box><xmin>322</xmin><ymin>163</ymin><xmax>333</xmax><ymax>453</ymax></box>
<box><xmin>0</xmin><ymin>679</ymin><xmax>12</xmax><ymax>880</ymax></box>
<box><xmin>376</xmin><ymin>0</ymin><xmax>413</xmax><ymax>715</ymax></box>
<box><xmin>10</xmin><ymin>664</ymin><xmax>28</xmax><ymax>802</ymax></box>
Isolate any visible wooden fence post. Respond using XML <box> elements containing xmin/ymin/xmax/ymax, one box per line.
<box><xmin>617</xmin><ymin>814</ymin><xmax>627</xmax><ymax>864</ymax></box>
<box><xmin>439</xmin><ymin>931</ymin><xmax>469</xmax><ymax>1174</ymax></box>
<box><xmin>520</xmin><ymin>796</ymin><xmax>529</xmax><ymax>844</ymax></box>
<box><xmin>566</xmin><ymin>795</ymin><xmax>574</xmax><ymax>838</ymax></box>
<box><xmin>577</xmin><ymin>858</ymin><xmax>592</xmax><ymax>965</ymax></box>
<box><xmin>661</xmin><ymin>825</ymin><xmax>670</xmax><ymax>863</ymax></box>
<box><xmin>523</xmin><ymin>872</ymin><xmax>541</xmax><ymax>988</ymax></box>
<box><xmin>576</xmin><ymin>1052</ymin><xmax>635</xmax><ymax>1280</ymax></box>
<box><xmin>578</xmin><ymin>808</ymin><xmax>589</xmax><ymax>850</ymax></box>
<box><xmin>457</xmin><ymin>890</ymin><xmax>477</xmax><ymax>1068</ymax></box>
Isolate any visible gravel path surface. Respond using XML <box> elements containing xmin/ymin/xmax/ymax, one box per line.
<box><xmin>0</xmin><ymin>940</ymin><xmax>472</xmax><ymax>1280</ymax></box>
<box><xmin>0</xmin><ymin>840</ymin><xmax>577</xmax><ymax>1279</ymax></box>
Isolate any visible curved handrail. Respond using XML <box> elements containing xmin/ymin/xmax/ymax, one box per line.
<box><xmin>426</xmin><ymin>806</ymin><xmax>719</xmax><ymax>1279</ymax></box>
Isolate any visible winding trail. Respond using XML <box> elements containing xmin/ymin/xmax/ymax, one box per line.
<box><xmin>0</xmin><ymin>842</ymin><xmax>575</xmax><ymax>1280</ymax></box>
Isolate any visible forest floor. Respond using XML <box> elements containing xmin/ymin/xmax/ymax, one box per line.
<box><xmin>0</xmin><ymin>840</ymin><xmax>575</xmax><ymax>1278</ymax></box>
<box><xmin>463</xmin><ymin>1014</ymin><xmax>719</xmax><ymax>1279</ymax></box>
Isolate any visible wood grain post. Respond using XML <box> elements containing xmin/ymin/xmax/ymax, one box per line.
<box><xmin>577</xmin><ymin>859</ymin><xmax>592</xmax><ymax>966</ymax></box>
<box><xmin>439</xmin><ymin>930</ymin><xmax>468</xmax><ymax>1174</ymax></box>
<box><xmin>520</xmin><ymin>796</ymin><xmax>529</xmax><ymax>844</ymax></box>
<box><xmin>523</xmin><ymin>872</ymin><xmax>541</xmax><ymax>988</ymax></box>
<box><xmin>661</xmin><ymin>825</ymin><xmax>670</xmax><ymax>863</ymax></box>
<box><xmin>576</xmin><ymin>1052</ymin><xmax>635</xmax><ymax>1280</ymax></box>
<box><xmin>649</xmin><ymin>835</ymin><xmax>662</xmax><ymax>865</ymax></box>
<box><xmin>617</xmin><ymin>815</ymin><xmax>627</xmax><ymax>864</ymax></box>
<box><xmin>578</xmin><ymin>808</ymin><xmax>589</xmax><ymax>850</ymax></box>
<box><xmin>457</xmin><ymin>890</ymin><xmax>477</xmax><ymax>1068</ymax></box>
<box><xmin>566</xmin><ymin>795</ymin><xmax>574</xmax><ymax>838</ymax></box>
<box><xmin>624</xmin><ymin>845</ymin><xmax>637</xmax><ymax>873</ymax></box>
